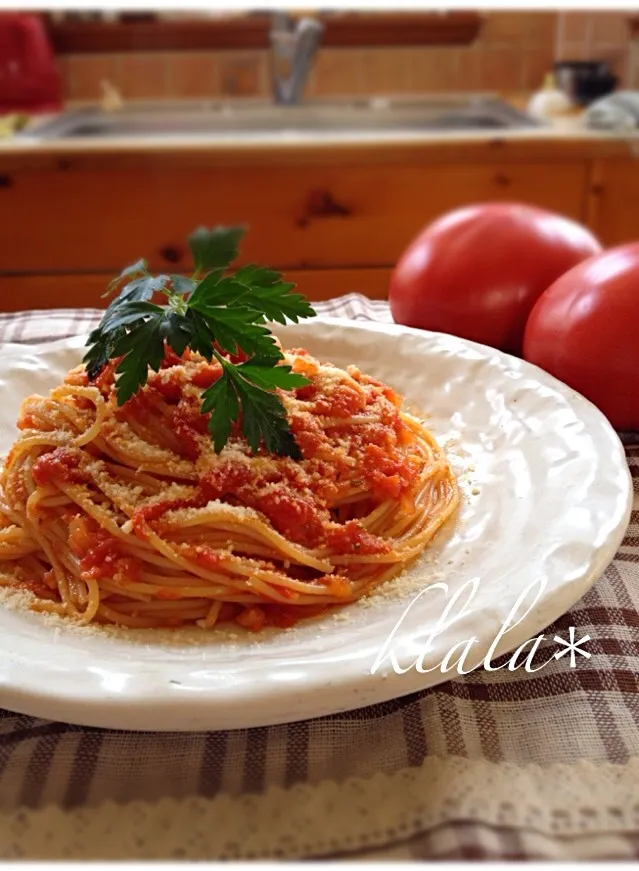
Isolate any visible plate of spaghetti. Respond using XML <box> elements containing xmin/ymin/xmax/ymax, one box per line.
<box><xmin>0</xmin><ymin>233</ymin><xmax>632</xmax><ymax>730</ymax></box>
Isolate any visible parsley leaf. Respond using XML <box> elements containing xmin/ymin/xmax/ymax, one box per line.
<box><xmin>189</xmin><ymin>271</ymin><xmax>314</xmax><ymax>325</ymax></box>
<box><xmin>232</xmin><ymin>378</ymin><xmax>302</xmax><ymax>459</ymax></box>
<box><xmin>232</xmin><ymin>265</ymin><xmax>315</xmax><ymax>324</ymax></box>
<box><xmin>86</xmin><ymin>275</ymin><xmax>169</xmax><ymax>379</ymax></box>
<box><xmin>169</xmin><ymin>274</ymin><xmax>197</xmax><ymax>297</ymax></box>
<box><xmin>84</xmin><ymin>224</ymin><xmax>316</xmax><ymax>456</ymax></box>
<box><xmin>113</xmin><ymin>319</ymin><xmax>165</xmax><ymax>405</ymax></box>
<box><xmin>193</xmin><ymin>304</ymin><xmax>280</xmax><ymax>359</ymax></box>
<box><xmin>183</xmin><ymin>309</ymin><xmax>216</xmax><ymax>361</ymax></box>
<box><xmin>99</xmin><ymin>300</ymin><xmax>164</xmax><ymax>335</ymax></box>
<box><xmin>84</xmin><ymin>324</ymin><xmax>126</xmax><ymax>380</ymax></box>
<box><xmin>158</xmin><ymin>310</ymin><xmax>192</xmax><ymax>357</ymax></box>
<box><xmin>186</xmin><ymin>269</ymin><xmax>225</xmax><ymax>308</ymax></box>
<box><xmin>200</xmin><ymin>374</ymin><xmax>239</xmax><ymax>454</ymax></box>
<box><xmin>189</xmin><ymin>226</ymin><xmax>245</xmax><ymax>273</ymax></box>
<box><xmin>220</xmin><ymin>363</ymin><xmax>304</xmax><ymax>459</ymax></box>
<box><xmin>236</xmin><ymin>359</ymin><xmax>310</xmax><ymax>391</ymax></box>
<box><xmin>103</xmin><ymin>258</ymin><xmax>149</xmax><ymax>298</ymax></box>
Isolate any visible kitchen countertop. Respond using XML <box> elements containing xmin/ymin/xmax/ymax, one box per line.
<box><xmin>1</xmin><ymin>95</ymin><xmax>639</xmax><ymax>167</ymax></box>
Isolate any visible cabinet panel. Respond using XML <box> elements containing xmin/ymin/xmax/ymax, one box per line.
<box><xmin>0</xmin><ymin>267</ymin><xmax>392</xmax><ymax>312</ymax></box>
<box><xmin>0</xmin><ymin>161</ymin><xmax>588</xmax><ymax>274</ymax></box>
<box><xmin>588</xmin><ymin>159</ymin><xmax>639</xmax><ymax>246</ymax></box>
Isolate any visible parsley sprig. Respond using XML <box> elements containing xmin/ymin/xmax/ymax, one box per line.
<box><xmin>83</xmin><ymin>226</ymin><xmax>316</xmax><ymax>459</ymax></box>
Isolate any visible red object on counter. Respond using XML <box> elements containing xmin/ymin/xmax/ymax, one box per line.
<box><xmin>524</xmin><ymin>243</ymin><xmax>639</xmax><ymax>432</ymax></box>
<box><xmin>389</xmin><ymin>203</ymin><xmax>602</xmax><ymax>356</ymax></box>
<box><xmin>0</xmin><ymin>13</ymin><xmax>62</xmax><ymax>113</ymax></box>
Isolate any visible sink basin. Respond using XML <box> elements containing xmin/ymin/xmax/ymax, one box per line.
<box><xmin>20</xmin><ymin>96</ymin><xmax>541</xmax><ymax>142</ymax></box>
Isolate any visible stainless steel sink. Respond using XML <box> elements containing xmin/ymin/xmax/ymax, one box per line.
<box><xmin>20</xmin><ymin>96</ymin><xmax>541</xmax><ymax>142</ymax></box>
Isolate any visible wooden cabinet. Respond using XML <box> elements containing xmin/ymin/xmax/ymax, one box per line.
<box><xmin>0</xmin><ymin>268</ymin><xmax>392</xmax><ymax>311</ymax></box>
<box><xmin>0</xmin><ymin>160</ymin><xmax>588</xmax><ymax>275</ymax></box>
<box><xmin>0</xmin><ymin>139</ymin><xmax>636</xmax><ymax>311</ymax></box>
<box><xmin>587</xmin><ymin>158</ymin><xmax>639</xmax><ymax>247</ymax></box>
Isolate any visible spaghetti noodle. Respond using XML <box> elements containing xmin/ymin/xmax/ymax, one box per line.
<box><xmin>0</xmin><ymin>345</ymin><xmax>459</xmax><ymax>631</ymax></box>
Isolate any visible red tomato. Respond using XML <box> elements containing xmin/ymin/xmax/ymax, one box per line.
<box><xmin>389</xmin><ymin>203</ymin><xmax>602</xmax><ymax>355</ymax></box>
<box><xmin>523</xmin><ymin>244</ymin><xmax>639</xmax><ymax>431</ymax></box>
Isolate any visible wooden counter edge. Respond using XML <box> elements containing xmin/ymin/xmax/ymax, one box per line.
<box><xmin>0</xmin><ymin>132</ymin><xmax>634</xmax><ymax>171</ymax></box>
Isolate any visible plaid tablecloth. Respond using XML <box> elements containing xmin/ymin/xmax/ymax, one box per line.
<box><xmin>0</xmin><ymin>295</ymin><xmax>638</xmax><ymax>861</ymax></box>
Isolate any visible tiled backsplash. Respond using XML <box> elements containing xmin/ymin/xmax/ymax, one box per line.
<box><xmin>58</xmin><ymin>50</ymin><xmax>270</xmax><ymax>101</ymax></box>
<box><xmin>556</xmin><ymin>11</ymin><xmax>632</xmax><ymax>83</ymax></box>
<box><xmin>57</xmin><ymin>11</ymin><xmax>635</xmax><ymax>103</ymax></box>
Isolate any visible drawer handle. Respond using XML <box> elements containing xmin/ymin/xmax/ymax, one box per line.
<box><xmin>159</xmin><ymin>244</ymin><xmax>186</xmax><ymax>264</ymax></box>
<box><xmin>0</xmin><ymin>175</ymin><xmax>13</xmax><ymax>189</ymax></box>
<box><xmin>298</xmin><ymin>189</ymin><xmax>351</xmax><ymax>228</ymax></box>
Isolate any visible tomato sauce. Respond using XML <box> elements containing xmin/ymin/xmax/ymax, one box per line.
<box><xmin>32</xmin><ymin>447</ymin><xmax>87</xmax><ymax>486</ymax></box>
<box><xmin>17</xmin><ymin>413</ymin><xmax>37</xmax><ymax>430</ymax></box>
<box><xmin>17</xmin><ymin>578</ymin><xmax>58</xmax><ymax>599</ymax></box>
<box><xmin>182</xmin><ymin>545</ymin><xmax>227</xmax><ymax>572</ymax></box>
<box><xmin>132</xmin><ymin>495</ymin><xmax>206</xmax><ymax>536</ymax></box>
<box><xmin>155</xmin><ymin>587</ymin><xmax>184</xmax><ymax>600</ymax></box>
<box><xmin>123</xmin><ymin>387</ymin><xmax>164</xmax><ymax>423</ymax></box>
<box><xmin>325</xmin><ymin>519</ymin><xmax>390</xmax><ymax>555</ymax></box>
<box><xmin>269</xmin><ymin>584</ymin><xmax>300</xmax><ymax>601</ymax></box>
<box><xmin>322</xmin><ymin>574</ymin><xmax>353</xmax><ymax>598</ymax></box>
<box><xmin>250</xmin><ymin>483</ymin><xmax>326</xmax><ymax>548</ymax></box>
<box><xmin>147</xmin><ymin>372</ymin><xmax>183</xmax><ymax>404</ymax></box>
<box><xmin>362</xmin><ymin>443</ymin><xmax>416</xmax><ymax>500</ymax></box>
<box><xmin>199</xmin><ymin>460</ymin><xmax>252</xmax><ymax>500</ymax></box>
<box><xmin>94</xmin><ymin>359</ymin><xmax>120</xmax><ymax>394</ymax></box>
<box><xmin>79</xmin><ymin>533</ymin><xmax>123</xmax><ymax>578</ymax></box>
<box><xmin>170</xmin><ymin>400</ymin><xmax>210</xmax><ymax>461</ymax></box>
<box><xmin>160</xmin><ymin>347</ymin><xmax>183</xmax><ymax>369</ymax></box>
<box><xmin>190</xmin><ymin>362</ymin><xmax>222</xmax><ymax>389</ymax></box>
<box><xmin>289</xmin><ymin>412</ymin><xmax>325</xmax><ymax>459</ymax></box>
<box><xmin>67</xmin><ymin>516</ymin><xmax>140</xmax><ymax>581</ymax></box>
<box><xmin>236</xmin><ymin>605</ymin><xmax>266</xmax><ymax>632</ymax></box>
<box><xmin>64</xmin><ymin>368</ymin><xmax>89</xmax><ymax>388</ymax></box>
<box><xmin>261</xmin><ymin>602</ymin><xmax>332</xmax><ymax>629</ymax></box>
<box><xmin>314</xmin><ymin>384</ymin><xmax>367</xmax><ymax>418</ymax></box>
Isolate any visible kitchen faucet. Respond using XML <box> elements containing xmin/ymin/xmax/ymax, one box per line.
<box><xmin>270</xmin><ymin>12</ymin><xmax>324</xmax><ymax>106</ymax></box>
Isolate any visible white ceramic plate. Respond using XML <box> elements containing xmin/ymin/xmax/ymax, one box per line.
<box><xmin>0</xmin><ymin>319</ymin><xmax>632</xmax><ymax>731</ymax></box>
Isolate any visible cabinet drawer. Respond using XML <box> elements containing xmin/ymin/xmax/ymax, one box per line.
<box><xmin>0</xmin><ymin>161</ymin><xmax>588</xmax><ymax>274</ymax></box>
